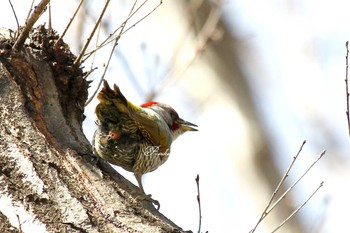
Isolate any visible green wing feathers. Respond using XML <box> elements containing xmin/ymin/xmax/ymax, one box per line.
<box><xmin>128</xmin><ymin>109</ymin><xmax>172</xmax><ymax>153</ymax></box>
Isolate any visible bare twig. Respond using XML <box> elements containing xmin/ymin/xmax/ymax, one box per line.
<box><xmin>85</xmin><ymin>38</ymin><xmax>117</xmax><ymax>106</ymax></box>
<box><xmin>82</xmin><ymin>0</ymin><xmax>139</xmax><ymax>62</ymax></box>
<box><xmin>54</xmin><ymin>0</ymin><xmax>85</xmax><ymax>48</ymax></box>
<box><xmin>73</xmin><ymin>0</ymin><xmax>111</xmax><ymax>67</ymax></box>
<box><xmin>250</xmin><ymin>140</ymin><xmax>306</xmax><ymax>232</ymax></box>
<box><xmin>25</xmin><ymin>0</ymin><xmax>35</xmax><ymax>24</ymax></box>
<box><xmin>266</xmin><ymin>150</ymin><xmax>325</xmax><ymax>215</ymax></box>
<box><xmin>85</xmin><ymin>23</ymin><xmax>128</xmax><ymax>107</ymax></box>
<box><xmin>122</xmin><ymin>1</ymin><xmax>163</xmax><ymax>35</ymax></box>
<box><xmin>13</xmin><ymin>0</ymin><xmax>50</xmax><ymax>51</ymax></box>
<box><xmin>271</xmin><ymin>182</ymin><xmax>324</xmax><ymax>233</ymax></box>
<box><xmin>85</xmin><ymin>0</ymin><xmax>159</xmax><ymax>105</ymax></box>
<box><xmin>250</xmin><ymin>143</ymin><xmax>326</xmax><ymax>233</ymax></box>
<box><xmin>85</xmin><ymin>21</ymin><xmax>126</xmax><ymax>106</ymax></box>
<box><xmin>345</xmin><ymin>41</ymin><xmax>350</xmax><ymax>137</ymax></box>
<box><xmin>82</xmin><ymin>0</ymin><xmax>163</xmax><ymax>62</ymax></box>
<box><xmin>8</xmin><ymin>0</ymin><xmax>20</xmax><ymax>34</ymax></box>
<box><xmin>80</xmin><ymin>0</ymin><xmax>141</xmax><ymax>62</ymax></box>
<box><xmin>73</xmin><ymin>1</ymin><xmax>102</xmax><ymax>83</ymax></box>
<box><xmin>16</xmin><ymin>214</ymin><xmax>22</xmax><ymax>233</ymax></box>
<box><xmin>83</xmin><ymin>67</ymin><xmax>98</xmax><ymax>81</ymax></box>
<box><xmin>195</xmin><ymin>174</ymin><xmax>202</xmax><ymax>233</ymax></box>
<box><xmin>48</xmin><ymin>1</ymin><xmax>52</xmax><ymax>30</ymax></box>
<box><xmin>86</xmin><ymin>20</ymin><xmax>102</xmax><ymax>79</ymax></box>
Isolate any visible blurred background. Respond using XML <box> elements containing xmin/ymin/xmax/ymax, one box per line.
<box><xmin>2</xmin><ymin>0</ymin><xmax>350</xmax><ymax>232</ymax></box>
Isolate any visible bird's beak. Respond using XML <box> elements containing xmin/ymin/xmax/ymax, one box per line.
<box><xmin>178</xmin><ymin>119</ymin><xmax>198</xmax><ymax>131</ymax></box>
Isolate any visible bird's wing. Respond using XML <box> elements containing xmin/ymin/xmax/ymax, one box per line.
<box><xmin>127</xmin><ymin>103</ymin><xmax>172</xmax><ymax>153</ymax></box>
<box><xmin>98</xmin><ymin>81</ymin><xmax>171</xmax><ymax>152</ymax></box>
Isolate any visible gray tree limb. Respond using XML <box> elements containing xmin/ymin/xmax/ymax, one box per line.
<box><xmin>0</xmin><ymin>26</ymin><xmax>188</xmax><ymax>233</ymax></box>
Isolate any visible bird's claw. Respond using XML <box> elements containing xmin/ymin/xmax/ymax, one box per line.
<box><xmin>84</xmin><ymin>153</ymin><xmax>100</xmax><ymax>166</ymax></box>
<box><xmin>135</xmin><ymin>193</ymin><xmax>160</xmax><ymax>210</ymax></box>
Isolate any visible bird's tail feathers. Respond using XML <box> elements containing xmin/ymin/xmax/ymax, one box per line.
<box><xmin>97</xmin><ymin>80</ymin><xmax>127</xmax><ymax>104</ymax></box>
<box><xmin>97</xmin><ymin>80</ymin><xmax>142</xmax><ymax>114</ymax></box>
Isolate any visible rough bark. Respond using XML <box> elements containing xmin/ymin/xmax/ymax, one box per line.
<box><xmin>0</xmin><ymin>26</ymin><xmax>188</xmax><ymax>233</ymax></box>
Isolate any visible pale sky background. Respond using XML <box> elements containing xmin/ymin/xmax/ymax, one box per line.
<box><xmin>1</xmin><ymin>1</ymin><xmax>350</xmax><ymax>232</ymax></box>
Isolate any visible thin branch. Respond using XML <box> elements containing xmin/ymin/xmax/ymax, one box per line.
<box><xmin>13</xmin><ymin>0</ymin><xmax>50</xmax><ymax>51</ymax></box>
<box><xmin>266</xmin><ymin>150</ymin><xmax>325</xmax><ymax>219</ymax></box>
<box><xmin>85</xmin><ymin>0</ymin><xmax>153</xmax><ymax>105</ymax></box>
<box><xmin>195</xmin><ymin>174</ymin><xmax>202</xmax><ymax>233</ymax></box>
<box><xmin>85</xmin><ymin>24</ymin><xmax>124</xmax><ymax>106</ymax></box>
<box><xmin>87</xmin><ymin>18</ymin><xmax>102</xmax><ymax>75</ymax></box>
<box><xmin>122</xmin><ymin>1</ymin><xmax>163</xmax><ymax>35</ymax></box>
<box><xmin>86</xmin><ymin>38</ymin><xmax>118</xmax><ymax>106</ymax></box>
<box><xmin>25</xmin><ymin>0</ymin><xmax>35</xmax><ymax>25</ymax></box>
<box><xmin>345</xmin><ymin>41</ymin><xmax>350</xmax><ymax>137</ymax></box>
<box><xmin>73</xmin><ymin>0</ymin><xmax>111</xmax><ymax>67</ymax></box>
<box><xmin>54</xmin><ymin>0</ymin><xmax>85</xmax><ymax>48</ymax></box>
<box><xmin>48</xmin><ymin>1</ymin><xmax>52</xmax><ymax>30</ymax></box>
<box><xmin>83</xmin><ymin>67</ymin><xmax>98</xmax><ymax>81</ymax></box>
<box><xmin>250</xmin><ymin>144</ymin><xmax>326</xmax><ymax>233</ymax></box>
<box><xmin>82</xmin><ymin>0</ymin><xmax>162</xmax><ymax>62</ymax></box>
<box><xmin>250</xmin><ymin>140</ymin><xmax>306</xmax><ymax>233</ymax></box>
<box><xmin>128</xmin><ymin>0</ymin><xmax>139</xmax><ymax>15</ymax></box>
<box><xmin>81</xmin><ymin>26</ymin><xmax>122</xmax><ymax>62</ymax></box>
<box><xmin>16</xmin><ymin>214</ymin><xmax>23</xmax><ymax>233</ymax></box>
<box><xmin>80</xmin><ymin>0</ymin><xmax>142</xmax><ymax>62</ymax></box>
<box><xmin>78</xmin><ymin>1</ymin><xmax>104</xmax><ymax>84</ymax></box>
<box><xmin>271</xmin><ymin>182</ymin><xmax>324</xmax><ymax>233</ymax></box>
<box><xmin>8</xmin><ymin>0</ymin><xmax>20</xmax><ymax>34</ymax></box>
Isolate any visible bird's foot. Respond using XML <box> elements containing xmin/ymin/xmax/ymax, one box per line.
<box><xmin>134</xmin><ymin>193</ymin><xmax>160</xmax><ymax>210</ymax></box>
<box><xmin>83</xmin><ymin>153</ymin><xmax>100</xmax><ymax>166</ymax></box>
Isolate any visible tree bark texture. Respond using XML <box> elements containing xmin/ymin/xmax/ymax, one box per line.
<box><xmin>0</xmin><ymin>26</ymin><xmax>187</xmax><ymax>233</ymax></box>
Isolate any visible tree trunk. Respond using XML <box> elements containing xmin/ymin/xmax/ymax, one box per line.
<box><xmin>0</xmin><ymin>26</ymin><xmax>188</xmax><ymax>233</ymax></box>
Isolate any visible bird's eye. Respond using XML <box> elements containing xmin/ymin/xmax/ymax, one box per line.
<box><xmin>171</xmin><ymin>110</ymin><xmax>179</xmax><ymax>120</ymax></box>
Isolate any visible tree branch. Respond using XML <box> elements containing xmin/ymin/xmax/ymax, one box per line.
<box><xmin>13</xmin><ymin>0</ymin><xmax>50</xmax><ymax>51</ymax></box>
<box><xmin>345</xmin><ymin>41</ymin><xmax>350</xmax><ymax>137</ymax></box>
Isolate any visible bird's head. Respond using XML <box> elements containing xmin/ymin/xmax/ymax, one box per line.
<box><xmin>141</xmin><ymin>102</ymin><xmax>198</xmax><ymax>140</ymax></box>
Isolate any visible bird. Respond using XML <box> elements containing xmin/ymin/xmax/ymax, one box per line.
<box><xmin>93</xmin><ymin>81</ymin><xmax>198</xmax><ymax>208</ymax></box>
